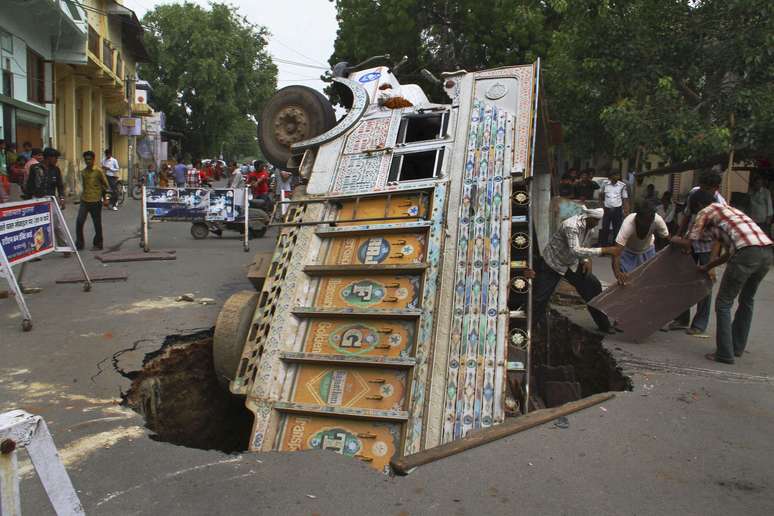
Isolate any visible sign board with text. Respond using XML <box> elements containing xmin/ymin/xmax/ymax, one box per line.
<box><xmin>145</xmin><ymin>187</ymin><xmax>240</xmax><ymax>222</ymax></box>
<box><xmin>0</xmin><ymin>199</ymin><xmax>55</xmax><ymax>265</ymax></box>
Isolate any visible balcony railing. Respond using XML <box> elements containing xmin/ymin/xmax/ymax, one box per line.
<box><xmin>88</xmin><ymin>25</ymin><xmax>99</xmax><ymax>56</ymax></box>
<box><xmin>103</xmin><ymin>39</ymin><xmax>113</xmax><ymax>71</ymax></box>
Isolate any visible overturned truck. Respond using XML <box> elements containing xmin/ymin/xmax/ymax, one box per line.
<box><xmin>214</xmin><ymin>58</ymin><xmax>553</xmax><ymax>472</ymax></box>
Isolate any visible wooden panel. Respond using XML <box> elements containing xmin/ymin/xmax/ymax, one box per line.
<box><xmin>314</xmin><ymin>275</ymin><xmax>421</xmax><ymax>310</ymax></box>
<box><xmin>301</xmin><ymin>319</ymin><xmax>415</xmax><ymax>358</ymax></box>
<box><xmin>289</xmin><ymin>365</ymin><xmax>408</xmax><ymax>412</ymax></box>
<box><xmin>277</xmin><ymin>414</ymin><xmax>401</xmax><ymax>473</ymax></box>
<box><xmin>323</xmin><ymin>233</ymin><xmax>427</xmax><ymax>266</ymax></box>
<box><xmin>335</xmin><ymin>193</ymin><xmax>429</xmax><ymax>226</ymax></box>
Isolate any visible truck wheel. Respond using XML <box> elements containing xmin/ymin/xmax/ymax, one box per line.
<box><xmin>190</xmin><ymin>222</ymin><xmax>209</xmax><ymax>240</ymax></box>
<box><xmin>258</xmin><ymin>85</ymin><xmax>336</xmax><ymax>171</ymax></box>
<box><xmin>213</xmin><ymin>290</ymin><xmax>259</xmax><ymax>389</ymax></box>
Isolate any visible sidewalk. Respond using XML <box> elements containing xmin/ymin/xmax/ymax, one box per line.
<box><xmin>1</xmin><ymin>203</ymin><xmax>773</xmax><ymax>515</ymax></box>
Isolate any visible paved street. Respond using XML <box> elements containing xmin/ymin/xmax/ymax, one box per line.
<box><xmin>2</xmin><ymin>198</ymin><xmax>773</xmax><ymax>515</ymax></box>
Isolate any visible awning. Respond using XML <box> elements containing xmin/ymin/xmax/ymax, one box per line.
<box><xmin>107</xmin><ymin>1</ymin><xmax>150</xmax><ymax>62</ymax></box>
<box><xmin>0</xmin><ymin>94</ymin><xmax>50</xmax><ymax>118</ymax></box>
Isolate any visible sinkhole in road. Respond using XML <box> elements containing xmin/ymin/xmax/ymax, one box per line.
<box><xmin>123</xmin><ymin>315</ymin><xmax>630</xmax><ymax>454</ymax></box>
<box><xmin>521</xmin><ymin>311</ymin><xmax>632</xmax><ymax>411</ymax></box>
<box><xmin>122</xmin><ymin>329</ymin><xmax>252</xmax><ymax>453</ymax></box>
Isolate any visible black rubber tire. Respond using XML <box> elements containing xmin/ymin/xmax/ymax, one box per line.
<box><xmin>213</xmin><ymin>290</ymin><xmax>259</xmax><ymax>388</ymax></box>
<box><xmin>190</xmin><ymin>222</ymin><xmax>209</xmax><ymax>240</ymax></box>
<box><xmin>131</xmin><ymin>185</ymin><xmax>143</xmax><ymax>200</ymax></box>
<box><xmin>249</xmin><ymin>227</ymin><xmax>268</xmax><ymax>239</ymax></box>
<box><xmin>258</xmin><ymin>85</ymin><xmax>336</xmax><ymax>170</ymax></box>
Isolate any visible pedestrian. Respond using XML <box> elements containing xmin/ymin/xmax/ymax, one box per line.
<box><xmin>673</xmin><ymin>191</ymin><xmax>772</xmax><ymax>364</ymax></box>
<box><xmin>75</xmin><ymin>151</ymin><xmax>110</xmax><ymax>251</ymax></box>
<box><xmin>101</xmin><ymin>149</ymin><xmax>120</xmax><ymax>210</ymax></box>
<box><xmin>598</xmin><ymin>169</ymin><xmax>629</xmax><ymax>245</ymax></box>
<box><xmin>145</xmin><ymin>163</ymin><xmax>157</xmax><ymax>188</ymax></box>
<box><xmin>611</xmin><ymin>203</ymin><xmax>670</xmax><ymax>285</ymax></box>
<box><xmin>669</xmin><ymin>191</ymin><xmax>718</xmax><ymax>336</ymax></box>
<box><xmin>5</xmin><ymin>142</ymin><xmax>18</xmax><ymax>169</ymax></box>
<box><xmin>248</xmin><ymin>160</ymin><xmax>270</xmax><ymax>199</ymax></box>
<box><xmin>9</xmin><ymin>156</ymin><xmax>25</xmax><ymax>187</ymax></box>
<box><xmin>643</xmin><ymin>184</ymin><xmax>660</xmax><ymax>211</ymax></box>
<box><xmin>187</xmin><ymin>160</ymin><xmax>201</xmax><ymax>187</ymax></box>
<box><xmin>275</xmin><ymin>169</ymin><xmax>293</xmax><ymax>198</ymax></box>
<box><xmin>19</xmin><ymin>141</ymin><xmax>32</xmax><ymax>162</ymax></box>
<box><xmin>23</xmin><ymin>148</ymin><xmax>43</xmax><ymax>195</ymax></box>
<box><xmin>25</xmin><ymin>147</ymin><xmax>67</xmax><ymax>245</ymax></box>
<box><xmin>0</xmin><ymin>140</ymin><xmax>8</xmax><ymax>198</ymax></box>
<box><xmin>748</xmin><ymin>176</ymin><xmax>772</xmax><ymax>237</ymax></box>
<box><xmin>655</xmin><ymin>191</ymin><xmax>676</xmax><ymax>249</ymax></box>
<box><xmin>558</xmin><ymin>174</ymin><xmax>575</xmax><ymax>197</ymax></box>
<box><xmin>573</xmin><ymin>169</ymin><xmax>599</xmax><ymax>201</ymax></box>
<box><xmin>229</xmin><ymin>161</ymin><xmax>245</xmax><ymax>188</ymax></box>
<box><xmin>172</xmin><ymin>157</ymin><xmax>187</xmax><ymax>187</ymax></box>
<box><xmin>158</xmin><ymin>164</ymin><xmax>170</xmax><ymax>187</ymax></box>
<box><xmin>532</xmin><ymin>207</ymin><xmax>619</xmax><ymax>334</ymax></box>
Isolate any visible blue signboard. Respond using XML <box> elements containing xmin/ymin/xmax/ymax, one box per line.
<box><xmin>0</xmin><ymin>200</ymin><xmax>55</xmax><ymax>265</ymax></box>
<box><xmin>146</xmin><ymin>188</ymin><xmax>238</xmax><ymax>222</ymax></box>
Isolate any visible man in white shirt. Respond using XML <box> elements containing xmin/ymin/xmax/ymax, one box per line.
<box><xmin>611</xmin><ymin>203</ymin><xmax>670</xmax><ymax>285</ymax></box>
<box><xmin>101</xmin><ymin>149</ymin><xmax>120</xmax><ymax>210</ymax></box>
<box><xmin>598</xmin><ymin>169</ymin><xmax>630</xmax><ymax>246</ymax></box>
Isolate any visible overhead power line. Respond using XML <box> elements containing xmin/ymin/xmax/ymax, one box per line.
<box><xmin>272</xmin><ymin>57</ymin><xmax>328</xmax><ymax>70</ymax></box>
<box><xmin>269</xmin><ymin>36</ymin><xmax>329</xmax><ymax>68</ymax></box>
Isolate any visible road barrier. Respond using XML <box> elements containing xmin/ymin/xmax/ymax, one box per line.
<box><xmin>0</xmin><ymin>197</ymin><xmax>91</xmax><ymax>331</ymax></box>
<box><xmin>0</xmin><ymin>410</ymin><xmax>84</xmax><ymax>515</ymax></box>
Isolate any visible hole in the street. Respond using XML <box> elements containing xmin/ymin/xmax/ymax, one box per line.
<box><xmin>122</xmin><ymin>329</ymin><xmax>253</xmax><ymax>453</ymax></box>
<box><xmin>124</xmin><ymin>313</ymin><xmax>630</xmax><ymax>455</ymax></box>
<box><xmin>519</xmin><ymin>311</ymin><xmax>632</xmax><ymax>411</ymax></box>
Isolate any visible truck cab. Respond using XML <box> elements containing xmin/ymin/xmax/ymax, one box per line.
<box><xmin>213</xmin><ymin>58</ymin><xmax>552</xmax><ymax>472</ymax></box>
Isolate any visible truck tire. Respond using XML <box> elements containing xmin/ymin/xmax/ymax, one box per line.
<box><xmin>213</xmin><ymin>290</ymin><xmax>259</xmax><ymax>389</ymax></box>
<box><xmin>258</xmin><ymin>85</ymin><xmax>336</xmax><ymax>171</ymax></box>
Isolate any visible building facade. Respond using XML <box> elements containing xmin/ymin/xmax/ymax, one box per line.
<box><xmin>54</xmin><ymin>0</ymin><xmax>148</xmax><ymax>192</ymax></box>
<box><xmin>0</xmin><ymin>0</ymin><xmax>86</xmax><ymax>153</ymax></box>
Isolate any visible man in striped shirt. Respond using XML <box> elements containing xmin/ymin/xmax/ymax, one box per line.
<box><xmin>674</xmin><ymin>191</ymin><xmax>773</xmax><ymax>364</ymax></box>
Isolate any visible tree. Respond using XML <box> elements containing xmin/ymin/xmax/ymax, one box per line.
<box><xmin>139</xmin><ymin>2</ymin><xmax>277</xmax><ymax>159</ymax></box>
<box><xmin>545</xmin><ymin>0</ymin><xmax>774</xmax><ymax>166</ymax></box>
<box><xmin>328</xmin><ymin>0</ymin><xmax>551</xmax><ymax>97</ymax></box>
<box><xmin>330</xmin><ymin>0</ymin><xmax>774</xmax><ymax>167</ymax></box>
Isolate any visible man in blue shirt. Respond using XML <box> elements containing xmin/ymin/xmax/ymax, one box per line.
<box><xmin>173</xmin><ymin>157</ymin><xmax>187</xmax><ymax>187</ymax></box>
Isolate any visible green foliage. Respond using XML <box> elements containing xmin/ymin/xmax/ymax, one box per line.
<box><xmin>139</xmin><ymin>2</ymin><xmax>277</xmax><ymax>159</ymax></box>
<box><xmin>331</xmin><ymin>0</ymin><xmax>774</xmax><ymax>164</ymax></box>
<box><xmin>328</xmin><ymin>0</ymin><xmax>550</xmax><ymax>95</ymax></box>
<box><xmin>547</xmin><ymin>0</ymin><xmax>774</xmax><ymax>163</ymax></box>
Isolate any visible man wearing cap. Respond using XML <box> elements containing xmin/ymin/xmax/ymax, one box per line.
<box><xmin>26</xmin><ymin>147</ymin><xmax>68</xmax><ymax>247</ymax></box>
<box><xmin>532</xmin><ymin>207</ymin><xmax>619</xmax><ymax>334</ymax></box>
<box><xmin>26</xmin><ymin>148</ymin><xmax>65</xmax><ymax>205</ymax></box>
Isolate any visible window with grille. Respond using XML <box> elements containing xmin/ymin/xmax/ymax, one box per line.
<box><xmin>388</xmin><ymin>148</ymin><xmax>445</xmax><ymax>183</ymax></box>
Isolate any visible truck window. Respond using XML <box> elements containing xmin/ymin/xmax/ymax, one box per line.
<box><xmin>388</xmin><ymin>148</ymin><xmax>444</xmax><ymax>182</ymax></box>
<box><xmin>397</xmin><ymin>112</ymin><xmax>449</xmax><ymax>144</ymax></box>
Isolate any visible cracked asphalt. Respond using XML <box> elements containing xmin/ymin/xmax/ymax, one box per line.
<box><xmin>1</xmin><ymin>197</ymin><xmax>773</xmax><ymax>515</ymax></box>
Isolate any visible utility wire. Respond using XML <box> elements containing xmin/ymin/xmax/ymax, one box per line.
<box><xmin>269</xmin><ymin>36</ymin><xmax>328</xmax><ymax>68</ymax></box>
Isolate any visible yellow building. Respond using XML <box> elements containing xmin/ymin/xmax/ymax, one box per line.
<box><xmin>54</xmin><ymin>0</ymin><xmax>148</xmax><ymax>193</ymax></box>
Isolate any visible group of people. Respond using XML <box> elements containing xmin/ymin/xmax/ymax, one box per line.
<box><xmin>536</xmin><ymin>168</ymin><xmax>773</xmax><ymax>366</ymax></box>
